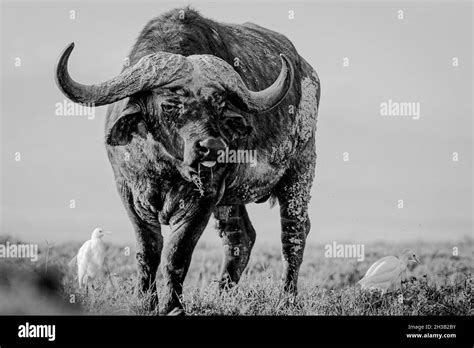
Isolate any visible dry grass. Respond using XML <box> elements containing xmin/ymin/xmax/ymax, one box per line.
<box><xmin>0</xmin><ymin>236</ymin><xmax>472</xmax><ymax>315</ymax></box>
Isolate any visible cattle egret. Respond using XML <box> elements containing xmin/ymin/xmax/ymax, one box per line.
<box><xmin>69</xmin><ymin>228</ymin><xmax>111</xmax><ymax>290</ymax></box>
<box><xmin>358</xmin><ymin>249</ymin><xmax>420</xmax><ymax>294</ymax></box>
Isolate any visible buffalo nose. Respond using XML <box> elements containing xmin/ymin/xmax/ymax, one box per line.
<box><xmin>197</xmin><ymin>137</ymin><xmax>227</xmax><ymax>156</ymax></box>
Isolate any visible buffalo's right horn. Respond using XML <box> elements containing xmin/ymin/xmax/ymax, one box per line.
<box><xmin>55</xmin><ymin>42</ymin><xmax>192</xmax><ymax>106</ymax></box>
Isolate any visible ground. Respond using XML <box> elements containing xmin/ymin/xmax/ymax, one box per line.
<box><xmin>0</xmin><ymin>236</ymin><xmax>472</xmax><ymax>315</ymax></box>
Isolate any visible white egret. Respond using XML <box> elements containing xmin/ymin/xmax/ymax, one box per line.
<box><xmin>358</xmin><ymin>249</ymin><xmax>420</xmax><ymax>294</ymax></box>
<box><xmin>69</xmin><ymin>227</ymin><xmax>111</xmax><ymax>290</ymax></box>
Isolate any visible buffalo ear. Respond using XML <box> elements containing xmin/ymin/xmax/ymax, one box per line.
<box><xmin>106</xmin><ymin>103</ymin><xmax>148</xmax><ymax>146</ymax></box>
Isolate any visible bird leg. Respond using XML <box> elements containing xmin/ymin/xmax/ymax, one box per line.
<box><xmin>104</xmin><ymin>260</ymin><xmax>116</xmax><ymax>291</ymax></box>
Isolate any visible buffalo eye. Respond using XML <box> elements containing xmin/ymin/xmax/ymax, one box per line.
<box><xmin>161</xmin><ymin>103</ymin><xmax>178</xmax><ymax>114</ymax></box>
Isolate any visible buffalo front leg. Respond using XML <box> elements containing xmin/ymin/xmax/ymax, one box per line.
<box><xmin>214</xmin><ymin>205</ymin><xmax>256</xmax><ymax>289</ymax></box>
<box><xmin>161</xmin><ymin>200</ymin><xmax>215</xmax><ymax>314</ymax></box>
<box><xmin>118</xmin><ymin>183</ymin><xmax>163</xmax><ymax>311</ymax></box>
<box><xmin>134</xmin><ymin>221</ymin><xmax>162</xmax><ymax>311</ymax></box>
<box><xmin>276</xmin><ymin>158</ymin><xmax>315</xmax><ymax>295</ymax></box>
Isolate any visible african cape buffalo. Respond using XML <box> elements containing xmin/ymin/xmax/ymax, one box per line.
<box><xmin>55</xmin><ymin>7</ymin><xmax>320</xmax><ymax>314</ymax></box>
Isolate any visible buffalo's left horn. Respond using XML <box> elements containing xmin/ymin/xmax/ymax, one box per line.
<box><xmin>197</xmin><ymin>53</ymin><xmax>294</xmax><ymax>113</ymax></box>
<box><xmin>242</xmin><ymin>54</ymin><xmax>294</xmax><ymax>113</ymax></box>
<box><xmin>55</xmin><ymin>42</ymin><xmax>192</xmax><ymax>106</ymax></box>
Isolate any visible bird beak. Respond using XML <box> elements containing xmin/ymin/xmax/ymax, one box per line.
<box><xmin>104</xmin><ymin>231</ymin><xmax>112</xmax><ymax>235</ymax></box>
<box><xmin>413</xmin><ymin>256</ymin><xmax>421</xmax><ymax>264</ymax></box>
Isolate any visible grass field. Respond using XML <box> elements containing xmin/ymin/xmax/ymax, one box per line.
<box><xmin>0</xmin><ymin>236</ymin><xmax>472</xmax><ymax>315</ymax></box>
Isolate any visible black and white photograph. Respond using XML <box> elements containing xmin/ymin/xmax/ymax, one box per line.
<box><xmin>0</xmin><ymin>0</ymin><xmax>472</xmax><ymax>346</ymax></box>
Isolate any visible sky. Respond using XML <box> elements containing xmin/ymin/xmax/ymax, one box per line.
<box><xmin>0</xmin><ymin>0</ymin><xmax>472</xmax><ymax>248</ymax></box>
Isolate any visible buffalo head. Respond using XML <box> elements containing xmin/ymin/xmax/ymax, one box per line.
<box><xmin>55</xmin><ymin>43</ymin><xmax>293</xmax><ymax>184</ymax></box>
